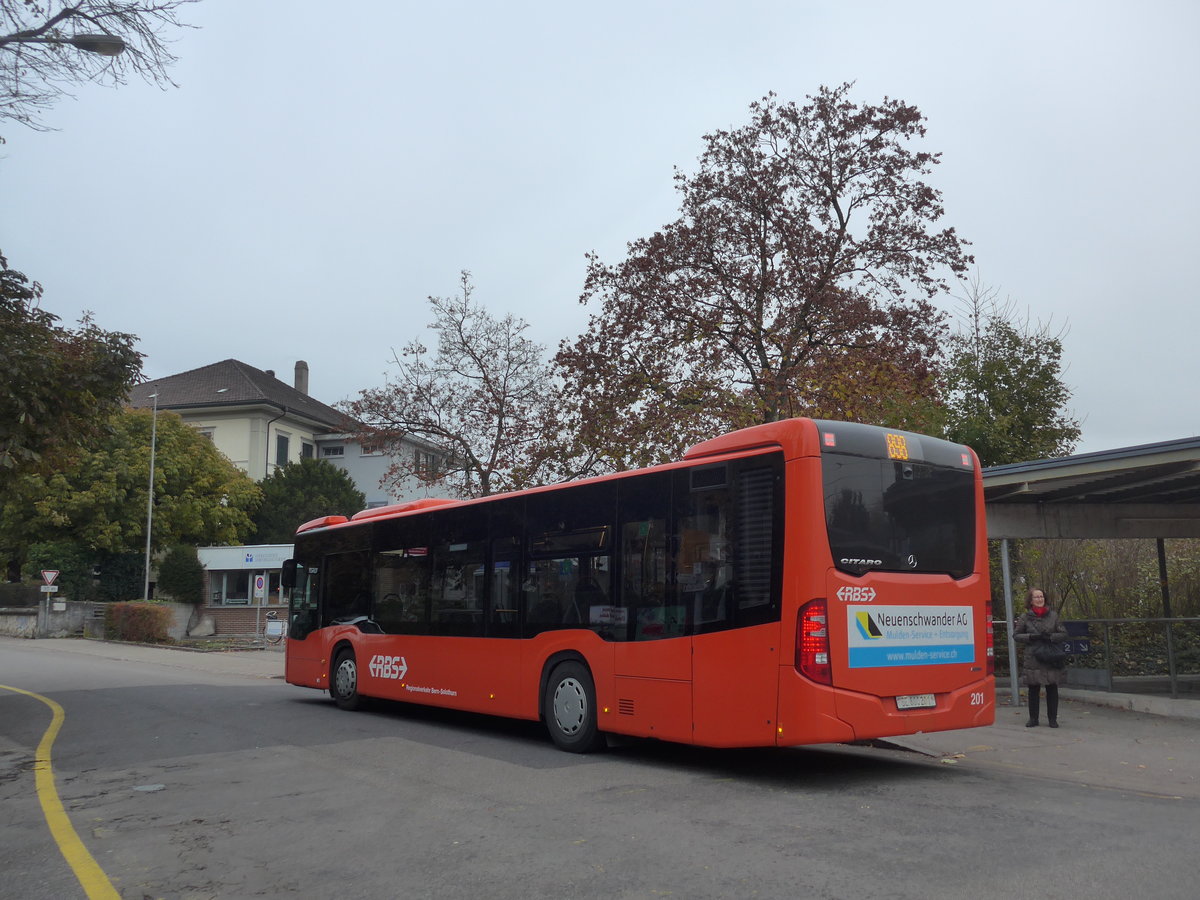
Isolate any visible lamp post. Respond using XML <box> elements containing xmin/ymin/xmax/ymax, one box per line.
<box><xmin>0</xmin><ymin>32</ymin><xmax>127</xmax><ymax>56</ymax></box>
<box><xmin>143</xmin><ymin>393</ymin><xmax>158</xmax><ymax>601</ymax></box>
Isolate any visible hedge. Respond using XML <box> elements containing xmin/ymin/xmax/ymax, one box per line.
<box><xmin>104</xmin><ymin>602</ymin><xmax>174</xmax><ymax>644</ymax></box>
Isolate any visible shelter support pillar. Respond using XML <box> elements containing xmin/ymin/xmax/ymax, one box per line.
<box><xmin>1157</xmin><ymin>538</ymin><xmax>1179</xmax><ymax>698</ymax></box>
<box><xmin>1000</xmin><ymin>539</ymin><xmax>1019</xmax><ymax>706</ymax></box>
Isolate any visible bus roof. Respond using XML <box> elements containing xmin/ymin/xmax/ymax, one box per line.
<box><xmin>290</xmin><ymin>422</ymin><xmax>818</xmax><ymax>538</ymax></box>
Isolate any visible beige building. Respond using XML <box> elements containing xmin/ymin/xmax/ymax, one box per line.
<box><xmin>130</xmin><ymin>359</ymin><xmax>349</xmax><ymax>482</ymax></box>
<box><xmin>129</xmin><ymin>358</ymin><xmax>445</xmax><ymax>507</ymax></box>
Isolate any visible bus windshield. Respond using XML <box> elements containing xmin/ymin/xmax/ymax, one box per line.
<box><xmin>818</xmin><ymin>422</ymin><xmax>976</xmax><ymax>579</ymax></box>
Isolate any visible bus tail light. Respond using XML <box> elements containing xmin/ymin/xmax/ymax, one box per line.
<box><xmin>985</xmin><ymin>614</ymin><xmax>995</xmax><ymax>677</ymax></box>
<box><xmin>796</xmin><ymin>598</ymin><xmax>832</xmax><ymax>685</ymax></box>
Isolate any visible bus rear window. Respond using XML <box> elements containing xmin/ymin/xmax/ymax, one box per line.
<box><xmin>821</xmin><ymin>452</ymin><xmax>975</xmax><ymax>579</ymax></box>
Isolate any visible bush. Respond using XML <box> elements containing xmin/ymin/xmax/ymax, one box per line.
<box><xmin>105</xmin><ymin>602</ymin><xmax>174</xmax><ymax>643</ymax></box>
<box><xmin>24</xmin><ymin>541</ymin><xmax>97</xmax><ymax>601</ymax></box>
<box><xmin>156</xmin><ymin>545</ymin><xmax>204</xmax><ymax>604</ymax></box>
<box><xmin>23</xmin><ymin>544</ymin><xmax>147</xmax><ymax>602</ymax></box>
<box><xmin>93</xmin><ymin>552</ymin><xmax>146</xmax><ymax>602</ymax></box>
<box><xmin>0</xmin><ymin>582</ymin><xmax>41</xmax><ymax>606</ymax></box>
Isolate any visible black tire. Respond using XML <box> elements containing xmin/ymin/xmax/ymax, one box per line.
<box><xmin>543</xmin><ymin>660</ymin><xmax>605</xmax><ymax>753</ymax></box>
<box><xmin>331</xmin><ymin>649</ymin><xmax>363</xmax><ymax>711</ymax></box>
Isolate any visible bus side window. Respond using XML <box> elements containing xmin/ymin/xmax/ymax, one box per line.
<box><xmin>374</xmin><ymin>547</ymin><xmax>431</xmax><ymax>635</ymax></box>
<box><xmin>523</xmin><ymin>483</ymin><xmax>615</xmax><ymax>639</ymax></box>
<box><xmin>678</xmin><ymin>467</ymin><xmax>735</xmax><ymax>635</ymax></box>
<box><xmin>488</xmin><ymin>502</ymin><xmax>523</xmax><ymax>639</ymax></box>
<box><xmin>619</xmin><ymin>471</ymin><xmax>674</xmax><ymax>641</ymax></box>
<box><xmin>321</xmin><ymin>551</ymin><xmax>372</xmax><ymax>627</ymax></box>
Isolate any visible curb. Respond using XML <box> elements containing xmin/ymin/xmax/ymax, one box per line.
<box><xmin>998</xmin><ymin>686</ymin><xmax>1200</xmax><ymax>721</ymax></box>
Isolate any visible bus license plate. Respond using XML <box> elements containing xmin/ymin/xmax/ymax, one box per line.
<box><xmin>896</xmin><ymin>694</ymin><xmax>936</xmax><ymax>710</ymax></box>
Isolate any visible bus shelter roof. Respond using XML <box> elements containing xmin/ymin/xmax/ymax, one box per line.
<box><xmin>983</xmin><ymin>436</ymin><xmax>1200</xmax><ymax>540</ymax></box>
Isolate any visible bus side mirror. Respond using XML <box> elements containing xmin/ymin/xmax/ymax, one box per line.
<box><xmin>280</xmin><ymin>559</ymin><xmax>297</xmax><ymax>590</ymax></box>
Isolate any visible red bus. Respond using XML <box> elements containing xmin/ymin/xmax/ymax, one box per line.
<box><xmin>282</xmin><ymin>418</ymin><xmax>994</xmax><ymax>752</ymax></box>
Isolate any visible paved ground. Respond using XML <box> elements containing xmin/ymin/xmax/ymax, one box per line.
<box><xmin>885</xmin><ymin>686</ymin><xmax>1200</xmax><ymax>799</ymax></box>
<box><xmin>16</xmin><ymin>637</ymin><xmax>1200</xmax><ymax>800</ymax></box>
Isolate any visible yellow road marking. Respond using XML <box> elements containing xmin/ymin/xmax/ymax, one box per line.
<box><xmin>0</xmin><ymin>684</ymin><xmax>121</xmax><ymax>899</ymax></box>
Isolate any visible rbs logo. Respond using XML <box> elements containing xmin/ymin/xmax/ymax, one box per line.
<box><xmin>836</xmin><ymin>586</ymin><xmax>877</xmax><ymax>603</ymax></box>
<box><xmin>369</xmin><ymin>654</ymin><xmax>408</xmax><ymax>679</ymax></box>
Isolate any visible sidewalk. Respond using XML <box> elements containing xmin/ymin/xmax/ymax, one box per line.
<box><xmin>883</xmin><ymin>688</ymin><xmax>1200</xmax><ymax>799</ymax></box>
<box><xmin>10</xmin><ymin>635</ymin><xmax>287</xmax><ymax>680</ymax></box>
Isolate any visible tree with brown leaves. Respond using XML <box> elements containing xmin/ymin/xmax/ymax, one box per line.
<box><xmin>557</xmin><ymin>84</ymin><xmax>973</xmax><ymax>469</ymax></box>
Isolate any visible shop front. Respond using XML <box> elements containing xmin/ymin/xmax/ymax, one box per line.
<box><xmin>197</xmin><ymin>544</ymin><xmax>293</xmax><ymax>634</ymax></box>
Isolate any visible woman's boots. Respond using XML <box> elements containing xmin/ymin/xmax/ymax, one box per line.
<box><xmin>1026</xmin><ymin>685</ymin><xmax>1060</xmax><ymax>728</ymax></box>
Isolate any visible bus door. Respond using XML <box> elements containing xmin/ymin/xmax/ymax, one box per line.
<box><xmin>282</xmin><ymin>559</ymin><xmax>324</xmax><ymax>688</ymax></box>
<box><xmin>611</xmin><ymin>471</ymin><xmax>692</xmax><ymax>742</ymax></box>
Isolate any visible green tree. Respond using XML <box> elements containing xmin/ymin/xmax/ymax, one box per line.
<box><xmin>252</xmin><ymin>458</ymin><xmax>366</xmax><ymax>543</ymax></box>
<box><xmin>1</xmin><ymin>251</ymin><xmax>142</xmax><ymax>489</ymax></box>
<box><xmin>0</xmin><ymin>408</ymin><xmax>261</xmax><ymax>567</ymax></box>
<box><xmin>941</xmin><ymin>280</ymin><xmax>1080</xmax><ymax>466</ymax></box>
<box><xmin>556</xmin><ymin>84</ymin><xmax>972</xmax><ymax>470</ymax></box>
<box><xmin>24</xmin><ymin>541</ymin><xmax>142</xmax><ymax>602</ymax></box>
<box><xmin>24</xmin><ymin>539</ymin><xmax>96</xmax><ymax>600</ymax></box>
<box><xmin>155</xmin><ymin>543</ymin><xmax>203</xmax><ymax>604</ymax></box>
<box><xmin>0</xmin><ymin>1</ymin><xmax>195</xmax><ymax>136</ymax></box>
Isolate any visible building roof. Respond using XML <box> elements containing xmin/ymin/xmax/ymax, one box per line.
<box><xmin>128</xmin><ymin>359</ymin><xmax>353</xmax><ymax>432</ymax></box>
<box><xmin>982</xmin><ymin>436</ymin><xmax>1200</xmax><ymax>539</ymax></box>
<box><xmin>984</xmin><ymin>436</ymin><xmax>1200</xmax><ymax>505</ymax></box>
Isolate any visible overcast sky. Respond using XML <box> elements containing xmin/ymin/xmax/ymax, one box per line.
<box><xmin>3</xmin><ymin>0</ymin><xmax>1197</xmax><ymax>457</ymax></box>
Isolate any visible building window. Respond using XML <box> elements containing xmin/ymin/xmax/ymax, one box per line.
<box><xmin>276</xmin><ymin>434</ymin><xmax>290</xmax><ymax>467</ymax></box>
<box><xmin>208</xmin><ymin>570</ymin><xmax>281</xmax><ymax>606</ymax></box>
<box><xmin>301</xmin><ymin>442</ymin><xmax>314</xmax><ymax>459</ymax></box>
<box><xmin>322</xmin><ymin>445</ymin><xmax>345</xmax><ymax>458</ymax></box>
<box><xmin>195</xmin><ymin>427</ymin><xmax>215</xmax><ymax>442</ymax></box>
<box><xmin>210</xmin><ymin>571</ymin><xmax>251</xmax><ymax>605</ymax></box>
<box><xmin>413</xmin><ymin>449</ymin><xmax>439</xmax><ymax>477</ymax></box>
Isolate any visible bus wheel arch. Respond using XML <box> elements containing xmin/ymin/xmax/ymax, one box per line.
<box><xmin>330</xmin><ymin>644</ymin><xmax>364</xmax><ymax>711</ymax></box>
<box><xmin>541</xmin><ymin>655</ymin><xmax>605</xmax><ymax>753</ymax></box>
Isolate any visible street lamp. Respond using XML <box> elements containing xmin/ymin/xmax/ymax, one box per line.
<box><xmin>143</xmin><ymin>393</ymin><xmax>158</xmax><ymax>601</ymax></box>
<box><xmin>67</xmin><ymin>34</ymin><xmax>126</xmax><ymax>56</ymax></box>
<box><xmin>0</xmin><ymin>32</ymin><xmax>127</xmax><ymax>56</ymax></box>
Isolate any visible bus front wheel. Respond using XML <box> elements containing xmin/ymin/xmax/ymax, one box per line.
<box><xmin>544</xmin><ymin>661</ymin><xmax>605</xmax><ymax>753</ymax></box>
<box><xmin>331</xmin><ymin>649</ymin><xmax>363</xmax><ymax>711</ymax></box>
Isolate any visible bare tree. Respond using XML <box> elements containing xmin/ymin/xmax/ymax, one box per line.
<box><xmin>344</xmin><ymin>272</ymin><xmax>572</xmax><ymax>499</ymax></box>
<box><xmin>0</xmin><ymin>1</ymin><xmax>195</xmax><ymax>135</ymax></box>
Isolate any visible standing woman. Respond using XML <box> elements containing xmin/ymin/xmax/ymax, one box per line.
<box><xmin>1014</xmin><ymin>588</ymin><xmax>1069</xmax><ymax>727</ymax></box>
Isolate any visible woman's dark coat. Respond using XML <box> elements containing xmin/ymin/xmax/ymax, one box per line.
<box><xmin>1014</xmin><ymin>607</ymin><xmax>1069</xmax><ymax>686</ymax></box>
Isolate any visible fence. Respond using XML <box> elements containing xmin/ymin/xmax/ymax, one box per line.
<box><xmin>997</xmin><ymin>616</ymin><xmax>1200</xmax><ymax>699</ymax></box>
<box><xmin>0</xmin><ymin>598</ymin><xmax>194</xmax><ymax>641</ymax></box>
<box><xmin>0</xmin><ymin>598</ymin><xmax>103</xmax><ymax>638</ymax></box>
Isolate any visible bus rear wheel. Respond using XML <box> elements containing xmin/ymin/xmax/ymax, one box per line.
<box><xmin>331</xmin><ymin>649</ymin><xmax>363</xmax><ymax>711</ymax></box>
<box><xmin>544</xmin><ymin>661</ymin><xmax>605</xmax><ymax>753</ymax></box>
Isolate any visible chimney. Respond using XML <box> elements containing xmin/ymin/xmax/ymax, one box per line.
<box><xmin>294</xmin><ymin>360</ymin><xmax>309</xmax><ymax>395</ymax></box>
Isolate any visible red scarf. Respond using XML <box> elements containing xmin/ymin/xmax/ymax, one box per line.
<box><xmin>1032</xmin><ymin>605</ymin><xmax>1049</xmax><ymax>617</ymax></box>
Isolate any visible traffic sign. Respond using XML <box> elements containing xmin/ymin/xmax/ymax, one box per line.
<box><xmin>41</xmin><ymin>570</ymin><xmax>59</xmax><ymax>585</ymax></box>
<box><xmin>40</xmin><ymin>585</ymin><xmax>60</xmax><ymax>593</ymax></box>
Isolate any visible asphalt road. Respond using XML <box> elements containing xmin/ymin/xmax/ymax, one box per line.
<box><xmin>1</xmin><ymin>637</ymin><xmax>1196</xmax><ymax>900</ymax></box>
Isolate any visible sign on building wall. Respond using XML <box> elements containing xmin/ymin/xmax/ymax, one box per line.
<box><xmin>197</xmin><ymin>544</ymin><xmax>293</xmax><ymax>570</ymax></box>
